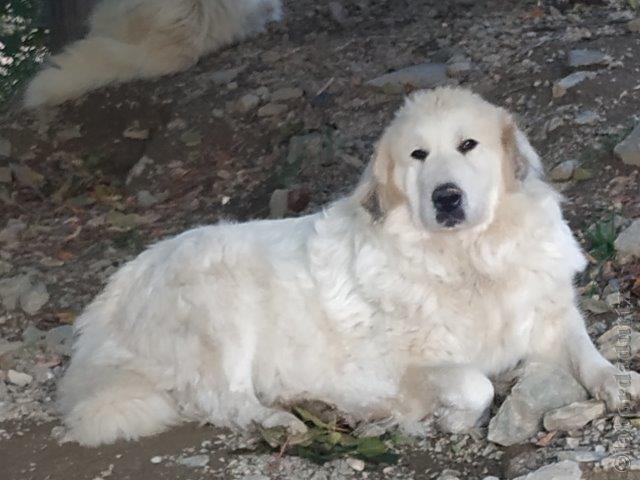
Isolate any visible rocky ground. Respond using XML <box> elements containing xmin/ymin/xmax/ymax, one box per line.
<box><xmin>1</xmin><ymin>0</ymin><xmax>640</xmax><ymax>478</ymax></box>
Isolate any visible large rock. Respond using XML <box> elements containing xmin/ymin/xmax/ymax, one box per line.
<box><xmin>20</xmin><ymin>281</ymin><xmax>50</xmax><ymax>315</ymax></box>
<box><xmin>513</xmin><ymin>461</ymin><xmax>582</xmax><ymax>480</ymax></box>
<box><xmin>614</xmin><ymin>123</ymin><xmax>640</xmax><ymax>167</ymax></box>
<box><xmin>45</xmin><ymin>325</ymin><xmax>75</xmax><ymax>356</ymax></box>
<box><xmin>549</xmin><ymin>160</ymin><xmax>579</xmax><ymax>181</ymax></box>
<box><xmin>543</xmin><ymin>400</ymin><xmax>605</xmax><ymax>431</ymax></box>
<box><xmin>614</xmin><ymin>219</ymin><xmax>640</xmax><ymax>262</ymax></box>
<box><xmin>488</xmin><ymin>363</ymin><xmax>588</xmax><ymax>446</ymax></box>
<box><xmin>0</xmin><ymin>275</ymin><xmax>49</xmax><ymax>315</ymax></box>
<box><xmin>367</xmin><ymin>63</ymin><xmax>448</xmax><ymax>90</ymax></box>
<box><xmin>0</xmin><ymin>219</ymin><xmax>27</xmax><ymax>245</ymax></box>
<box><xmin>628</xmin><ymin>18</ymin><xmax>640</xmax><ymax>33</ymax></box>
<box><xmin>597</xmin><ymin>324</ymin><xmax>640</xmax><ymax>362</ymax></box>
<box><xmin>567</xmin><ymin>49</ymin><xmax>611</xmax><ymax>68</ymax></box>
<box><xmin>552</xmin><ymin>71</ymin><xmax>597</xmax><ymax>98</ymax></box>
<box><xmin>0</xmin><ymin>275</ymin><xmax>32</xmax><ymax>311</ymax></box>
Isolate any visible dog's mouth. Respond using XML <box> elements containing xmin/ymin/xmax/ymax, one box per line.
<box><xmin>436</xmin><ymin>208</ymin><xmax>466</xmax><ymax>228</ymax></box>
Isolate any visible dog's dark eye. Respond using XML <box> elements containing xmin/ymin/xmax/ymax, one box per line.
<box><xmin>458</xmin><ymin>139</ymin><xmax>478</xmax><ymax>154</ymax></box>
<box><xmin>411</xmin><ymin>149</ymin><xmax>429</xmax><ymax>161</ymax></box>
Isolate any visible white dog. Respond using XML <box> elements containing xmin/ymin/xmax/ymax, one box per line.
<box><xmin>23</xmin><ymin>0</ymin><xmax>282</xmax><ymax>108</ymax></box>
<box><xmin>58</xmin><ymin>88</ymin><xmax>640</xmax><ymax>446</ymax></box>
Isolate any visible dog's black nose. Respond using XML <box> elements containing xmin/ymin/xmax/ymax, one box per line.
<box><xmin>432</xmin><ymin>183</ymin><xmax>463</xmax><ymax>213</ymax></box>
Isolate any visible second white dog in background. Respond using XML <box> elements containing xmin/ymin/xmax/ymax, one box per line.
<box><xmin>24</xmin><ymin>0</ymin><xmax>282</xmax><ymax>108</ymax></box>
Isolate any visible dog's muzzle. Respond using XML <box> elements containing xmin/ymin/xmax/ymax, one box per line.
<box><xmin>432</xmin><ymin>183</ymin><xmax>465</xmax><ymax>227</ymax></box>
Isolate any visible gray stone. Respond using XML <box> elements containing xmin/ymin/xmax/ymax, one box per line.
<box><xmin>207</xmin><ymin>67</ymin><xmax>244</xmax><ymax>85</ymax></box>
<box><xmin>0</xmin><ymin>274</ymin><xmax>32</xmax><ymax>310</ymax></box>
<box><xmin>556</xmin><ymin>449</ymin><xmax>606</xmax><ymax>463</ymax></box>
<box><xmin>45</xmin><ymin>325</ymin><xmax>74</xmax><ymax>356</ymax></box>
<box><xmin>597</xmin><ymin>324</ymin><xmax>640</xmax><ymax>361</ymax></box>
<box><xmin>136</xmin><ymin>190</ymin><xmax>168</xmax><ymax>208</ymax></box>
<box><xmin>567</xmin><ymin>49</ymin><xmax>611</xmax><ymax>68</ymax></box>
<box><xmin>346</xmin><ymin>457</ymin><xmax>365</xmax><ymax>472</ymax></box>
<box><xmin>20</xmin><ymin>281</ymin><xmax>49</xmax><ymax>315</ymax></box>
<box><xmin>549</xmin><ymin>160</ymin><xmax>579</xmax><ymax>181</ymax></box>
<box><xmin>176</xmin><ymin>454</ymin><xmax>210</xmax><ymax>468</ymax></box>
<box><xmin>0</xmin><ymin>219</ymin><xmax>26</xmax><ymax>244</ymax></box>
<box><xmin>7</xmin><ymin>369</ymin><xmax>33</xmax><ymax>387</ymax></box>
<box><xmin>446</xmin><ymin>61</ymin><xmax>473</xmax><ymax>78</ymax></box>
<box><xmin>271</xmin><ymin>87</ymin><xmax>303</xmax><ymax>102</ymax></box>
<box><xmin>488</xmin><ymin>363</ymin><xmax>588</xmax><ymax>446</ymax></box>
<box><xmin>546</xmin><ymin>117</ymin><xmax>564</xmax><ymax>133</ymax></box>
<box><xmin>513</xmin><ymin>461</ymin><xmax>582</xmax><ymax>480</ymax></box>
<box><xmin>23</xmin><ymin>325</ymin><xmax>47</xmax><ymax>345</ymax></box>
<box><xmin>552</xmin><ymin>71</ymin><xmax>597</xmax><ymax>98</ymax></box>
<box><xmin>367</xmin><ymin>63</ymin><xmax>448</xmax><ymax>90</ymax></box>
<box><xmin>614</xmin><ymin>123</ymin><xmax>640</xmax><ymax>166</ymax></box>
<box><xmin>600</xmin><ymin>456</ymin><xmax>635</xmax><ymax>471</ymax></box>
<box><xmin>122</xmin><ymin>124</ymin><xmax>150</xmax><ymax>140</ymax></box>
<box><xmin>257</xmin><ymin>103</ymin><xmax>288</xmax><ymax>117</ymax></box>
<box><xmin>614</xmin><ymin>219</ymin><xmax>640</xmax><ymax>261</ymax></box>
<box><xmin>574</xmin><ymin>111</ymin><xmax>600</xmax><ymax>126</ymax></box>
<box><xmin>628</xmin><ymin>18</ymin><xmax>640</xmax><ymax>32</ymax></box>
<box><xmin>0</xmin><ymin>137</ymin><xmax>10</xmax><ymax>157</ymax></box>
<box><xmin>0</xmin><ymin>166</ymin><xmax>10</xmax><ymax>183</ymax></box>
<box><xmin>0</xmin><ymin>339</ymin><xmax>23</xmax><ymax>357</ymax></box>
<box><xmin>236</xmin><ymin>93</ymin><xmax>260</xmax><ymax>113</ymax></box>
<box><xmin>269</xmin><ymin>189</ymin><xmax>289</xmax><ymax>219</ymax></box>
<box><xmin>438</xmin><ymin>470</ymin><xmax>461</xmax><ymax>480</ymax></box>
<box><xmin>126</xmin><ymin>155</ymin><xmax>155</xmax><ymax>186</ymax></box>
<box><xmin>328</xmin><ymin>1</ymin><xmax>348</xmax><ymax>24</ymax></box>
<box><xmin>543</xmin><ymin>400</ymin><xmax>605</xmax><ymax>431</ymax></box>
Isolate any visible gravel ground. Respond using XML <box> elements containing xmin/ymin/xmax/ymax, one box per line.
<box><xmin>1</xmin><ymin>0</ymin><xmax>640</xmax><ymax>479</ymax></box>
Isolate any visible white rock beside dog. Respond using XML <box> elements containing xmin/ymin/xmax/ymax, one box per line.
<box><xmin>57</xmin><ymin>88</ymin><xmax>640</xmax><ymax>446</ymax></box>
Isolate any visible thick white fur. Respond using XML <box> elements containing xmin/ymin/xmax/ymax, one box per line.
<box><xmin>59</xmin><ymin>88</ymin><xmax>640</xmax><ymax>445</ymax></box>
<box><xmin>23</xmin><ymin>0</ymin><xmax>282</xmax><ymax>108</ymax></box>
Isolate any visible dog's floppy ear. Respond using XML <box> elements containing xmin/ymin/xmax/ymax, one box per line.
<box><xmin>354</xmin><ymin>130</ymin><xmax>405</xmax><ymax>220</ymax></box>
<box><xmin>501</xmin><ymin>114</ymin><xmax>542</xmax><ymax>190</ymax></box>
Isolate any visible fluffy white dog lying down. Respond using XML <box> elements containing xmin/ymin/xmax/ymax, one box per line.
<box><xmin>23</xmin><ymin>0</ymin><xmax>281</xmax><ymax>108</ymax></box>
<box><xmin>58</xmin><ymin>88</ymin><xmax>640</xmax><ymax>446</ymax></box>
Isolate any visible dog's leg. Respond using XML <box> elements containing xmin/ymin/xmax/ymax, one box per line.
<box><xmin>531</xmin><ymin>306</ymin><xmax>640</xmax><ymax>411</ymax></box>
<box><xmin>398</xmin><ymin>365</ymin><xmax>494</xmax><ymax>434</ymax></box>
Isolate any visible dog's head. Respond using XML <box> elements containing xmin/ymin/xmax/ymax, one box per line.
<box><xmin>358</xmin><ymin>87</ymin><xmax>541</xmax><ymax>232</ymax></box>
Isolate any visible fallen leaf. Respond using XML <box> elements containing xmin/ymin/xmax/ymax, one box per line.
<box><xmin>581</xmin><ymin>297</ymin><xmax>610</xmax><ymax>314</ymax></box>
<box><xmin>180</xmin><ymin>130</ymin><xmax>202</xmax><ymax>147</ymax></box>
<box><xmin>56</xmin><ymin>250</ymin><xmax>74</xmax><ymax>262</ymax></box>
<box><xmin>10</xmin><ymin>164</ymin><xmax>45</xmax><ymax>189</ymax></box>
<box><xmin>535</xmin><ymin>430</ymin><xmax>557</xmax><ymax>447</ymax></box>
<box><xmin>55</xmin><ymin>311</ymin><xmax>77</xmax><ymax>324</ymax></box>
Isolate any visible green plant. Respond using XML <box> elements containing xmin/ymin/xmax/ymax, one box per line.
<box><xmin>260</xmin><ymin>405</ymin><xmax>400</xmax><ymax>465</ymax></box>
<box><xmin>586</xmin><ymin>215</ymin><xmax>618</xmax><ymax>261</ymax></box>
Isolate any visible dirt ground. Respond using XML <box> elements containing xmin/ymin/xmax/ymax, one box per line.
<box><xmin>1</xmin><ymin>0</ymin><xmax>640</xmax><ymax>479</ymax></box>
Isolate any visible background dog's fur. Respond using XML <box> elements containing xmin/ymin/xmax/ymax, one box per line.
<box><xmin>23</xmin><ymin>0</ymin><xmax>282</xmax><ymax>108</ymax></box>
<box><xmin>58</xmin><ymin>88</ymin><xmax>640</xmax><ymax>446</ymax></box>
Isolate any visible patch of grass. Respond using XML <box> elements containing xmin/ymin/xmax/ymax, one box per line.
<box><xmin>260</xmin><ymin>404</ymin><xmax>400</xmax><ymax>465</ymax></box>
<box><xmin>586</xmin><ymin>214</ymin><xmax>618</xmax><ymax>261</ymax></box>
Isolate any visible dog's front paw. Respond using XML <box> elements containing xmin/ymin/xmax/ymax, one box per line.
<box><xmin>590</xmin><ymin>368</ymin><xmax>640</xmax><ymax>412</ymax></box>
